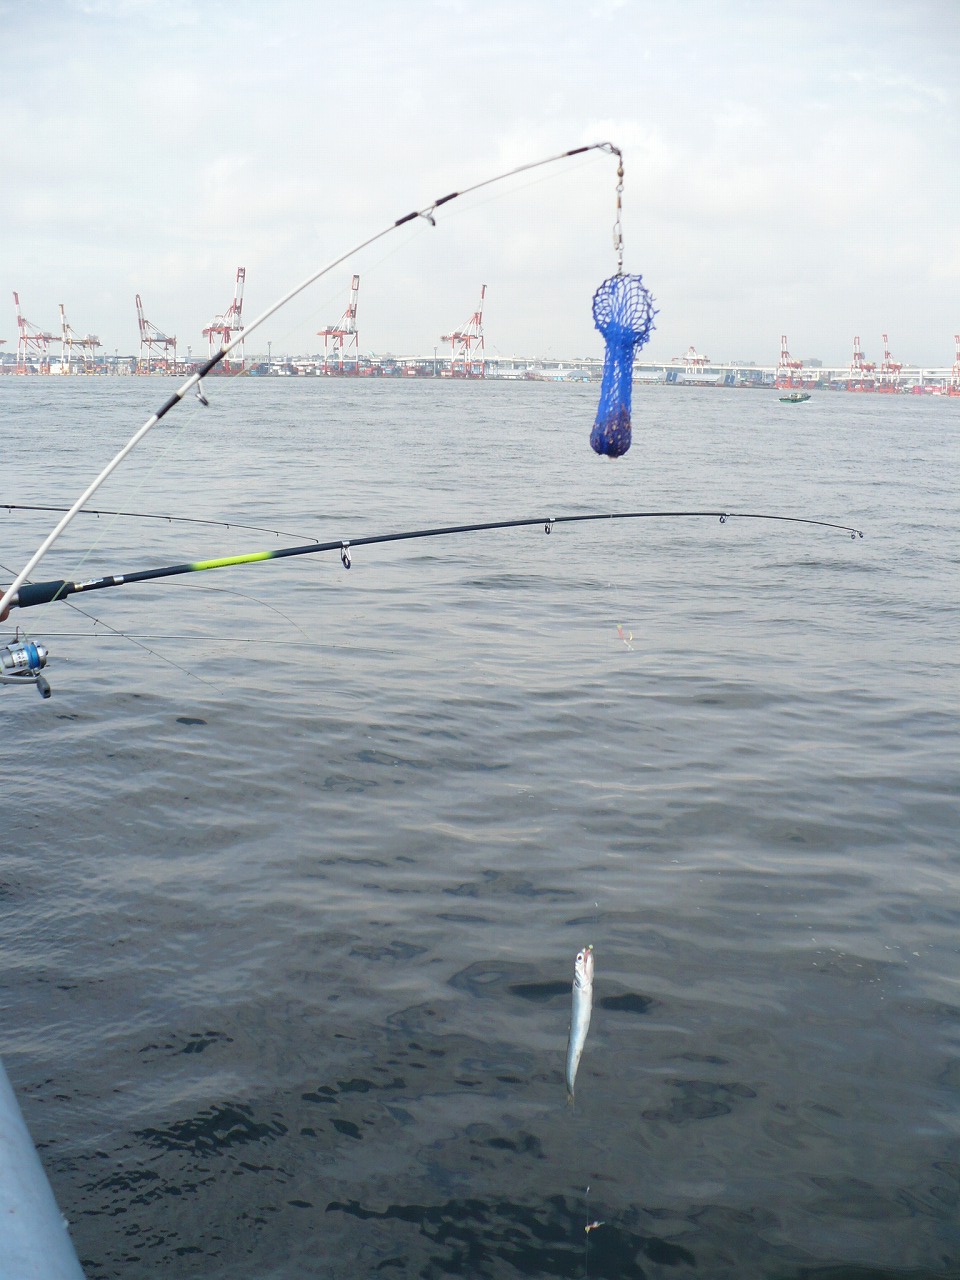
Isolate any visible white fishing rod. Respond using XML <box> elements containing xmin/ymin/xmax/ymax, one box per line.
<box><xmin>0</xmin><ymin>141</ymin><xmax>621</xmax><ymax>624</ymax></box>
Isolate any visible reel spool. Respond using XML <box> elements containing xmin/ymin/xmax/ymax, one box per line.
<box><xmin>1</xmin><ymin>637</ymin><xmax>51</xmax><ymax>698</ymax></box>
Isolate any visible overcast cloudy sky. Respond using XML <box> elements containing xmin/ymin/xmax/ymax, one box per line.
<box><xmin>2</xmin><ymin>0</ymin><xmax>957</xmax><ymax>366</ymax></box>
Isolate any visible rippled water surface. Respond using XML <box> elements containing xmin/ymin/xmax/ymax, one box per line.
<box><xmin>2</xmin><ymin>378</ymin><xmax>958</xmax><ymax>1279</ymax></box>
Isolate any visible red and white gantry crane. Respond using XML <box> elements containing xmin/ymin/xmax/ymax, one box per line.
<box><xmin>848</xmin><ymin>335</ymin><xmax>876</xmax><ymax>391</ymax></box>
<box><xmin>58</xmin><ymin>303</ymin><xmax>101</xmax><ymax>375</ymax></box>
<box><xmin>13</xmin><ymin>292</ymin><xmax>58</xmax><ymax>373</ymax></box>
<box><xmin>317</xmin><ymin>275</ymin><xmax>360</xmax><ymax>374</ymax></box>
<box><xmin>136</xmin><ymin>294</ymin><xmax>177</xmax><ymax>374</ymax></box>
<box><xmin>877</xmin><ymin>333</ymin><xmax>902</xmax><ymax>393</ymax></box>
<box><xmin>441</xmin><ymin>285</ymin><xmax>486</xmax><ymax>379</ymax></box>
<box><xmin>202</xmin><ymin>268</ymin><xmax>246</xmax><ymax>371</ymax></box>
<box><xmin>775</xmin><ymin>335</ymin><xmax>804</xmax><ymax>389</ymax></box>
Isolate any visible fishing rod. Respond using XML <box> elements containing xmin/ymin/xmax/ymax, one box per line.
<box><xmin>6</xmin><ymin>507</ymin><xmax>863</xmax><ymax>610</ymax></box>
<box><xmin>1</xmin><ymin>508</ymin><xmax>863</xmax><ymax>696</ymax></box>
<box><xmin>0</xmin><ymin>141</ymin><xmax>620</xmax><ymax>623</ymax></box>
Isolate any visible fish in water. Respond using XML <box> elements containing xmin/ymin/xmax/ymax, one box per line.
<box><xmin>565</xmin><ymin>944</ymin><xmax>594</xmax><ymax>1100</ymax></box>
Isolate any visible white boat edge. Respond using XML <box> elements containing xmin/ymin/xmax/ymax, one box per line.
<box><xmin>0</xmin><ymin>1057</ymin><xmax>86</xmax><ymax>1279</ymax></box>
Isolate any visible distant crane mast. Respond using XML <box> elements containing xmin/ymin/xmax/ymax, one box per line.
<box><xmin>136</xmin><ymin>294</ymin><xmax>177</xmax><ymax>374</ymax></box>
<box><xmin>878</xmin><ymin>332</ymin><xmax>902</xmax><ymax>393</ymax></box>
<box><xmin>202</xmin><ymin>268</ymin><xmax>246</xmax><ymax>371</ymax></box>
<box><xmin>13</xmin><ymin>291</ymin><xmax>58</xmax><ymax>373</ymax></box>
<box><xmin>775</xmin><ymin>334</ymin><xmax>803</xmax><ymax>388</ymax></box>
<box><xmin>441</xmin><ymin>284</ymin><xmax>486</xmax><ymax>378</ymax></box>
<box><xmin>317</xmin><ymin>274</ymin><xmax>360</xmax><ymax>374</ymax></box>
<box><xmin>58</xmin><ymin>303</ymin><xmax>101</xmax><ymax>375</ymax></box>
<box><xmin>848</xmin><ymin>335</ymin><xmax>876</xmax><ymax>390</ymax></box>
<box><xmin>950</xmin><ymin>333</ymin><xmax>960</xmax><ymax>396</ymax></box>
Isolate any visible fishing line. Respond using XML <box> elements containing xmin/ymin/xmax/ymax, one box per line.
<box><xmin>1</xmin><ymin>557</ymin><xmax>221</xmax><ymax>689</ymax></box>
<box><xmin>245</xmin><ymin>150</ymin><xmax>587</xmax><ymax>361</ymax></box>
<box><xmin>9</xmin><ymin>390</ymin><xmax>212</xmax><ymax>616</ymax></box>
<box><xmin>0</xmin><ymin>560</ymin><xmax>207</xmax><ymax>691</ymax></box>
<box><xmin>2</xmin><ymin>503</ymin><xmax>321</xmax><ymax>542</ymax></box>
<box><xmin>3</xmin><ymin>554</ymin><xmax>313</xmax><ymax>681</ymax></box>
<box><xmin>423</xmin><ymin>151</ymin><xmax>604</xmax><ymax>232</ymax></box>
<box><xmin>164</xmin><ymin>579</ymin><xmax>315</xmax><ymax>641</ymax></box>
<box><xmin>1</xmin><ymin>557</ymin><xmax>216</xmax><ymax>689</ymax></box>
<box><xmin>57</xmin><ymin>597</ymin><xmax>221</xmax><ymax>690</ymax></box>
<box><xmin>0</xmin><ymin>141</ymin><xmax>621</xmax><ymax>621</ymax></box>
<box><xmin>254</xmin><ymin>222</ymin><xmax>432</xmax><ymax>360</ymax></box>
<box><xmin>28</xmin><ymin>632</ymin><xmax>265</xmax><ymax>642</ymax></box>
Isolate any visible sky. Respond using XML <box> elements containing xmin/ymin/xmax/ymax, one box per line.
<box><xmin>1</xmin><ymin>0</ymin><xmax>958</xmax><ymax>367</ymax></box>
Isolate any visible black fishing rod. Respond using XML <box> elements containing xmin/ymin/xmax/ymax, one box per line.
<box><xmin>7</xmin><ymin>508</ymin><xmax>864</xmax><ymax>613</ymax></box>
<box><xmin>1</xmin><ymin>508</ymin><xmax>864</xmax><ymax>696</ymax></box>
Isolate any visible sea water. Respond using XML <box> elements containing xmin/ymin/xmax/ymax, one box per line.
<box><xmin>1</xmin><ymin>377</ymin><xmax>958</xmax><ymax>1279</ymax></box>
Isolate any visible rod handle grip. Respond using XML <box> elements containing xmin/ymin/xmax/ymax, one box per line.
<box><xmin>13</xmin><ymin>580</ymin><xmax>70</xmax><ymax>609</ymax></box>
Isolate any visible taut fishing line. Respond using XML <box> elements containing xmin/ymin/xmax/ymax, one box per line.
<box><xmin>3</xmin><ymin>503</ymin><xmax>321</xmax><ymax>542</ymax></box>
<box><xmin>0</xmin><ymin>560</ymin><xmax>218</xmax><ymax>693</ymax></box>
<box><xmin>248</xmin><ymin>152</ymin><xmax>604</xmax><ymax>366</ymax></box>
<box><xmin>59</xmin><ymin>600</ymin><xmax>221</xmax><ymax>691</ymax></box>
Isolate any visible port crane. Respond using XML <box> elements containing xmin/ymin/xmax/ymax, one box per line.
<box><xmin>672</xmin><ymin>345</ymin><xmax>709</xmax><ymax>369</ymax></box>
<box><xmin>136</xmin><ymin>294</ymin><xmax>177</xmax><ymax>374</ymax></box>
<box><xmin>317</xmin><ymin>274</ymin><xmax>360</xmax><ymax>374</ymax></box>
<box><xmin>202</xmin><ymin>268</ymin><xmax>245</xmax><ymax>371</ymax></box>
<box><xmin>13</xmin><ymin>292</ymin><xmax>58</xmax><ymax>373</ymax></box>
<box><xmin>441</xmin><ymin>285</ymin><xmax>486</xmax><ymax>378</ymax></box>
<box><xmin>775</xmin><ymin>335</ymin><xmax>804</xmax><ymax>389</ymax></box>
<box><xmin>877</xmin><ymin>333</ymin><xmax>902</xmax><ymax>393</ymax></box>
<box><xmin>848</xmin><ymin>336</ymin><xmax>876</xmax><ymax>391</ymax></box>
<box><xmin>58</xmin><ymin>304</ymin><xmax>101</xmax><ymax>375</ymax></box>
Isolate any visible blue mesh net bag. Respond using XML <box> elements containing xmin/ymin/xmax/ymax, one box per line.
<box><xmin>590</xmin><ymin>274</ymin><xmax>657</xmax><ymax>457</ymax></box>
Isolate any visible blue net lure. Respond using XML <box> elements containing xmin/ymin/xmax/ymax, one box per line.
<box><xmin>590</xmin><ymin>274</ymin><xmax>657</xmax><ymax>457</ymax></box>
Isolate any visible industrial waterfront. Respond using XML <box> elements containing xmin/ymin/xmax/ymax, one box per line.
<box><xmin>4</xmin><ymin>350</ymin><xmax>959</xmax><ymax>394</ymax></box>
<box><xmin>3</xmin><ymin>274</ymin><xmax>959</xmax><ymax>393</ymax></box>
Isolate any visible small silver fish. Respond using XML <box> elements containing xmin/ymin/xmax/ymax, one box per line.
<box><xmin>565</xmin><ymin>944</ymin><xmax>594</xmax><ymax>1100</ymax></box>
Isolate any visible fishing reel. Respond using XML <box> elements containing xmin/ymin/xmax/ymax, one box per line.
<box><xmin>1</xmin><ymin>634</ymin><xmax>51</xmax><ymax>698</ymax></box>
